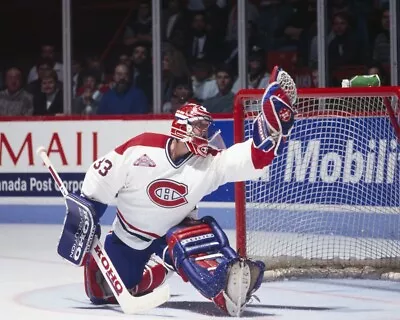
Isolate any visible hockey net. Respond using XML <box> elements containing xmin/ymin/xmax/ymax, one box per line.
<box><xmin>234</xmin><ymin>86</ymin><xmax>400</xmax><ymax>280</ymax></box>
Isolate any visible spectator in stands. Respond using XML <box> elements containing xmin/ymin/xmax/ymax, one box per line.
<box><xmin>367</xmin><ymin>60</ymin><xmax>388</xmax><ymax>86</ymax></box>
<box><xmin>162</xmin><ymin>76</ymin><xmax>194</xmax><ymax>114</ymax></box>
<box><xmin>257</xmin><ymin>0</ymin><xmax>294</xmax><ymax>51</ymax></box>
<box><xmin>328</xmin><ymin>0</ymin><xmax>351</xmax><ymax>16</ymax></box>
<box><xmin>72</xmin><ymin>73</ymin><xmax>104</xmax><ymax>115</ymax></box>
<box><xmin>169</xmin><ymin>27</ymin><xmax>187</xmax><ymax>54</ymax></box>
<box><xmin>85</xmin><ymin>55</ymin><xmax>105</xmax><ymax>84</ymax></box>
<box><xmin>119</xmin><ymin>52</ymin><xmax>133</xmax><ymax>69</ymax></box>
<box><xmin>310</xmin><ymin>1</ymin><xmax>370</xmax><ymax>68</ymax></box>
<box><xmin>373</xmin><ymin>7</ymin><xmax>390</xmax><ymax>65</ymax></box>
<box><xmin>328</xmin><ymin>12</ymin><xmax>364</xmax><ymax>70</ymax></box>
<box><xmin>202</xmin><ymin>64</ymin><xmax>234</xmax><ymax>113</ymax></box>
<box><xmin>191</xmin><ymin>59</ymin><xmax>218</xmax><ymax>102</ymax></box>
<box><xmin>27</xmin><ymin>44</ymin><xmax>63</xmax><ymax>83</ymax></box>
<box><xmin>123</xmin><ymin>0</ymin><xmax>152</xmax><ymax>47</ymax></box>
<box><xmin>26</xmin><ymin>58</ymin><xmax>61</xmax><ymax>96</ymax></box>
<box><xmin>162</xmin><ymin>44</ymin><xmax>190</xmax><ymax>103</ymax></box>
<box><xmin>183</xmin><ymin>11</ymin><xmax>219</xmax><ymax>64</ymax></box>
<box><xmin>75</xmin><ymin>72</ymin><xmax>106</xmax><ymax>101</ymax></box>
<box><xmin>223</xmin><ymin>20</ymin><xmax>261</xmax><ymax>76</ymax></box>
<box><xmin>232</xmin><ymin>46</ymin><xmax>270</xmax><ymax>93</ymax></box>
<box><xmin>0</xmin><ymin>67</ymin><xmax>33</xmax><ymax>116</ymax></box>
<box><xmin>187</xmin><ymin>0</ymin><xmax>227</xmax><ymax>11</ymax></box>
<box><xmin>162</xmin><ymin>0</ymin><xmax>188</xmax><ymax>43</ymax></box>
<box><xmin>328</xmin><ymin>0</ymin><xmax>371</xmax><ymax>61</ymax></box>
<box><xmin>203</xmin><ymin>0</ymin><xmax>229</xmax><ymax>44</ymax></box>
<box><xmin>72</xmin><ymin>58</ymin><xmax>83</xmax><ymax>98</ymax></box>
<box><xmin>33</xmin><ymin>70</ymin><xmax>63</xmax><ymax>115</ymax></box>
<box><xmin>131</xmin><ymin>41</ymin><xmax>153</xmax><ymax>106</ymax></box>
<box><xmin>225</xmin><ymin>1</ymin><xmax>259</xmax><ymax>44</ymax></box>
<box><xmin>309</xmin><ymin>29</ymin><xmax>335</xmax><ymax>68</ymax></box>
<box><xmin>97</xmin><ymin>63</ymin><xmax>148</xmax><ymax>115</ymax></box>
<box><xmin>311</xmin><ymin>67</ymin><xmax>319</xmax><ymax>87</ymax></box>
<box><xmin>278</xmin><ymin>0</ymin><xmax>317</xmax><ymax>65</ymax></box>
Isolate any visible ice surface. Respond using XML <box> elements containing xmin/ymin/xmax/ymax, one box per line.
<box><xmin>1</xmin><ymin>224</ymin><xmax>400</xmax><ymax>320</ymax></box>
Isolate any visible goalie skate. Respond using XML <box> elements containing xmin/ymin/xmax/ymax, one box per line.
<box><xmin>223</xmin><ymin>259</ymin><xmax>264</xmax><ymax>317</ymax></box>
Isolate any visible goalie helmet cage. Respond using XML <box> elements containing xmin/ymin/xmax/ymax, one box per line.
<box><xmin>234</xmin><ymin>86</ymin><xmax>400</xmax><ymax>280</ymax></box>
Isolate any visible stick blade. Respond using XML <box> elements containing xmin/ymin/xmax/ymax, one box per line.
<box><xmin>120</xmin><ymin>284</ymin><xmax>170</xmax><ymax>314</ymax></box>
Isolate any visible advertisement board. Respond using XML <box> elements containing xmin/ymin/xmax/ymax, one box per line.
<box><xmin>1</xmin><ymin>116</ymin><xmax>399</xmax><ymax>208</ymax></box>
<box><xmin>0</xmin><ymin>118</ymin><xmax>234</xmax><ymax>203</ymax></box>
<box><xmin>264</xmin><ymin>116</ymin><xmax>400</xmax><ymax>207</ymax></box>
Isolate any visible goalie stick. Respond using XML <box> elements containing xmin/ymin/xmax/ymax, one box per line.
<box><xmin>36</xmin><ymin>146</ymin><xmax>170</xmax><ymax>314</ymax></box>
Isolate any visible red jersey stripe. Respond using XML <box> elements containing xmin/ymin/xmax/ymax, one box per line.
<box><xmin>115</xmin><ymin>133</ymin><xmax>170</xmax><ymax>155</ymax></box>
<box><xmin>117</xmin><ymin>209</ymin><xmax>161</xmax><ymax>238</ymax></box>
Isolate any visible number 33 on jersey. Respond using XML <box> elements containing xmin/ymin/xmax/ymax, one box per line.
<box><xmin>93</xmin><ymin>158</ymin><xmax>113</xmax><ymax>176</ymax></box>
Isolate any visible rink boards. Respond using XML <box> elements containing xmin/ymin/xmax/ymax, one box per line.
<box><xmin>1</xmin><ymin>115</ymin><xmax>399</xmax><ymax>238</ymax></box>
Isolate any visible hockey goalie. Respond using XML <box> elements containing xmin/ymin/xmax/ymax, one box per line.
<box><xmin>56</xmin><ymin>67</ymin><xmax>296</xmax><ymax>316</ymax></box>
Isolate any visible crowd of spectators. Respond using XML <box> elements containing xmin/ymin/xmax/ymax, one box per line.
<box><xmin>0</xmin><ymin>0</ymin><xmax>392</xmax><ymax>116</ymax></box>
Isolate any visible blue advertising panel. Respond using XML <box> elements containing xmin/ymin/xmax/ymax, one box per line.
<box><xmin>259</xmin><ymin>116</ymin><xmax>400</xmax><ymax>206</ymax></box>
<box><xmin>0</xmin><ymin>116</ymin><xmax>399</xmax><ymax>208</ymax></box>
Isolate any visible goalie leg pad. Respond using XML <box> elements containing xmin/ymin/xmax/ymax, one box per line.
<box><xmin>84</xmin><ymin>253</ymin><xmax>117</xmax><ymax>304</ymax></box>
<box><xmin>84</xmin><ymin>253</ymin><xmax>169</xmax><ymax>304</ymax></box>
<box><xmin>84</xmin><ymin>232</ymin><xmax>170</xmax><ymax>304</ymax></box>
<box><xmin>166</xmin><ymin>216</ymin><xmax>237</xmax><ymax>298</ymax></box>
<box><xmin>131</xmin><ymin>256</ymin><xmax>170</xmax><ymax>296</ymax></box>
<box><xmin>213</xmin><ymin>258</ymin><xmax>265</xmax><ymax>316</ymax></box>
<box><xmin>166</xmin><ymin>216</ymin><xmax>265</xmax><ymax>316</ymax></box>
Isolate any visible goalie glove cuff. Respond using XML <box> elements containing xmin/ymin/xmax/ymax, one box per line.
<box><xmin>252</xmin><ymin>113</ymin><xmax>288</xmax><ymax>156</ymax></box>
<box><xmin>252</xmin><ymin>113</ymin><xmax>276</xmax><ymax>152</ymax></box>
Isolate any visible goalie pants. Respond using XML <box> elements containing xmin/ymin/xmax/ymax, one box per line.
<box><xmin>104</xmin><ymin>232</ymin><xmax>168</xmax><ymax>289</ymax></box>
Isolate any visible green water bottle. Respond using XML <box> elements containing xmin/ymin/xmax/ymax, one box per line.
<box><xmin>341</xmin><ymin>74</ymin><xmax>381</xmax><ymax>88</ymax></box>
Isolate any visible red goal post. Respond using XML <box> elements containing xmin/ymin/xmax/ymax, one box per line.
<box><xmin>233</xmin><ymin>86</ymin><xmax>400</xmax><ymax>279</ymax></box>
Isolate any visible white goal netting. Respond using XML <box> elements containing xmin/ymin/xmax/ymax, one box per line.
<box><xmin>235</xmin><ymin>87</ymin><xmax>400</xmax><ymax>280</ymax></box>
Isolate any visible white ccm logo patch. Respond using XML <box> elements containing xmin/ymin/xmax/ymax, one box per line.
<box><xmin>147</xmin><ymin>179</ymin><xmax>188</xmax><ymax>208</ymax></box>
<box><xmin>181</xmin><ymin>233</ymin><xmax>215</xmax><ymax>245</ymax></box>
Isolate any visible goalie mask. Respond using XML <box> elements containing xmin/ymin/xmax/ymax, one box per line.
<box><xmin>171</xmin><ymin>103</ymin><xmax>226</xmax><ymax>157</ymax></box>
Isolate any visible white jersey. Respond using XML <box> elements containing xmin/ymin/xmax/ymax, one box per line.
<box><xmin>82</xmin><ymin>133</ymin><xmax>275</xmax><ymax>249</ymax></box>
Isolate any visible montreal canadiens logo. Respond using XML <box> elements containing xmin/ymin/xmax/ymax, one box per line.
<box><xmin>147</xmin><ymin>179</ymin><xmax>188</xmax><ymax>208</ymax></box>
<box><xmin>278</xmin><ymin>107</ymin><xmax>292</xmax><ymax>122</ymax></box>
